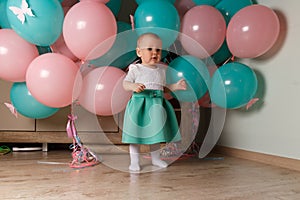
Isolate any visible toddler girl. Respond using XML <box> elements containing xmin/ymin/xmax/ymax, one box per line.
<box><xmin>122</xmin><ymin>33</ymin><xmax>186</xmax><ymax>171</ymax></box>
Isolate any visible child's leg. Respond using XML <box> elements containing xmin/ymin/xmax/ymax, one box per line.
<box><xmin>150</xmin><ymin>143</ymin><xmax>168</xmax><ymax>168</ymax></box>
<box><xmin>129</xmin><ymin>144</ymin><xmax>141</xmax><ymax>171</ymax></box>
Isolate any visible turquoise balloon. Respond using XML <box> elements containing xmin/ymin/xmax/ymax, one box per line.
<box><xmin>136</xmin><ymin>0</ymin><xmax>175</xmax><ymax>5</ymax></box>
<box><xmin>211</xmin><ymin>40</ymin><xmax>232</xmax><ymax>65</ymax></box>
<box><xmin>134</xmin><ymin>0</ymin><xmax>180</xmax><ymax>49</ymax></box>
<box><xmin>106</xmin><ymin>0</ymin><xmax>121</xmax><ymax>17</ymax></box>
<box><xmin>89</xmin><ymin>21</ymin><xmax>138</xmax><ymax>69</ymax></box>
<box><xmin>215</xmin><ymin>0</ymin><xmax>253</xmax><ymax>24</ymax></box>
<box><xmin>10</xmin><ymin>82</ymin><xmax>59</xmax><ymax>119</ymax></box>
<box><xmin>166</xmin><ymin>55</ymin><xmax>210</xmax><ymax>102</ymax></box>
<box><xmin>0</xmin><ymin>0</ymin><xmax>11</xmax><ymax>28</ymax></box>
<box><xmin>6</xmin><ymin>0</ymin><xmax>64</xmax><ymax>46</ymax></box>
<box><xmin>210</xmin><ymin>62</ymin><xmax>257</xmax><ymax>109</ymax></box>
<box><xmin>192</xmin><ymin>0</ymin><xmax>221</xmax><ymax>6</ymax></box>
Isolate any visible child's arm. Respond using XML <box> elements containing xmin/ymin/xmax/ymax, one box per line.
<box><xmin>165</xmin><ymin>79</ymin><xmax>187</xmax><ymax>92</ymax></box>
<box><xmin>123</xmin><ymin>80</ymin><xmax>146</xmax><ymax>93</ymax></box>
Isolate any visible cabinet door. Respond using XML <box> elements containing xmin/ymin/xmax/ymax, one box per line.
<box><xmin>36</xmin><ymin>105</ymin><xmax>119</xmax><ymax>133</ymax></box>
<box><xmin>73</xmin><ymin>105</ymin><xmax>119</xmax><ymax>132</ymax></box>
<box><xmin>36</xmin><ymin>106</ymin><xmax>71</xmax><ymax>131</ymax></box>
<box><xmin>70</xmin><ymin>105</ymin><xmax>122</xmax><ymax>144</ymax></box>
<box><xmin>0</xmin><ymin>80</ymin><xmax>35</xmax><ymax>131</ymax></box>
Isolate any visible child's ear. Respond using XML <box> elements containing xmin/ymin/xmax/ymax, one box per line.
<box><xmin>136</xmin><ymin>48</ymin><xmax>142</xmax><ymax>57</ymax></box>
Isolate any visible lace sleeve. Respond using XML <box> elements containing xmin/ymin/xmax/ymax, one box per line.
<box><xmin>124</xmin><ymin>64</ymin><xmax>137</xmax><ymax>83</ymax></box>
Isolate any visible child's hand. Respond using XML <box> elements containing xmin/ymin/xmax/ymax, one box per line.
<box><xmin>123</xmin><ymin>81</ymin><xmax>145</xmax><ymax>92</ymax></box>
<box><xmin>133</xmin><ymin>83</ymin><xmax>146</xmax><ymax>93</ymax></box>
<box><xmin>165</xmin><ymin>79</ymin><xmax>187</xmax><ymax>92</ymax></box>
<box><xmin>176</xmin><ymin>79</ymin><xmax>187</xmax><ymax>91</ymax></box>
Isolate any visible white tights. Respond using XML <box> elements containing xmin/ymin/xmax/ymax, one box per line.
<box><xmin>129</xmin><ymin>143</ymin><xmax>168</xmax><ymax>171</ymax></box>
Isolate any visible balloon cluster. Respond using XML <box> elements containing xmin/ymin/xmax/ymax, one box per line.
<box><xmin>169</xmin><ymin>0</ymin><xmax>279</xmax><ymax>109</ymax></box>
<box><xmin>0</xmin><ymin>0</ymin><xmax>280</xmax><ymax>119</ymax></box>
<box><xmin>0</xmin><ymin>0</ymin><xmax>127</xmax><ymax>118</ymax></box>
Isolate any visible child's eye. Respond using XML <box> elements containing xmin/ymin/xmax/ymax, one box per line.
<box><xmin>146</xmin><ymin>48</ymin><xmax>161</xmax><ymax>53</ymax></box>
<box><xmin>147</xmin><ymin>48</ymin><xmax>153</xmax><ymax>51</ymax></box>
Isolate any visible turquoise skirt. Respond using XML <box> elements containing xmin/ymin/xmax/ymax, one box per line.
<box><xmin>122</xmin><ymin>90</ymin><xmax>181</xmax><ymax>144</ymax></box>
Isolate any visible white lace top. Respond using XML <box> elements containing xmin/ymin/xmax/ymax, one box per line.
<box><xmin>124</xmin><ymin>63</ymin><xmax>167</xmax><ymax>91</ymax></box>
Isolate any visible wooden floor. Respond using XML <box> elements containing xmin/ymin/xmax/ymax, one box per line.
<box><xmin>1</xmin><ymin>150</ymin><xmax>300</xmax><ymax>200</ymax></box>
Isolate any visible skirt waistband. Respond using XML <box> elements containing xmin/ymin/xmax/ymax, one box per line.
<box><xmin>133</xmin><ymin>90</ymin><xmax>163</xmax><ymax>98</ymax></box>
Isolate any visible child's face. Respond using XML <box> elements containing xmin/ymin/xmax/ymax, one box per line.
<box><xmin>136</xmin><ymin>36</ymin><xmax>162</xmax><ymax>66</ymax></box>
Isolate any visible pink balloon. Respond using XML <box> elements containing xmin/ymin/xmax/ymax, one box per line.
<box><xmin>63</xmin><ymin>1</ymin><xmax>117</xmax><ymax>60</ymax></box>
<box><xmin>180</xmin><ymin>5</ymin><xmax>226</xmax><ymax>59</ymax></box>
<box><xmin>0</xmin><ymin>29</ymin><xmax>39</xmax><ymax>82</ymax></box>
<box><xmin>26</xmin><ymin>53</ymin><xmax>82</xmax><ymax>108</ymax></box>
<box><xmin>198</xmin><ymin>92</ymin><xmax>212</xmax><ymax>108</ymax></box>
<box><xmin>79</xmin><ymin>66</ymin><xmax>131</xmax><ymax>116</ymax></box>
<box><xmin>51</xmin><ymin>34</ymin><xmax>79</xmax><ymax>62</ymax></box>
<box><xmin>226</xmin><ymin>5</ymin><xmax>280</xmax><ymax>58</ymax></box>
<box><xmin>51</xmin><ymin>7</ymin><xmax>79</xmax><ymax>62</ymax></box>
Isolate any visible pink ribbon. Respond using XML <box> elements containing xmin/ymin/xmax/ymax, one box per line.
<box><xmin>246</xmin><ymin>98</ymin><xmax>259</xmax><ymax>110</ymax></box>
<box><xmin>4</xmin><ymin>103</ymin><xmax>18</xmax><ymax>118</ymax></box>
<box><xmin>130</xmin><ymin>14</ymin><xmax>135</xmax><ymax>30</ymax></box>
<box><xmin>66</xmin><ymin>114</ymin><xmax>77</xmax><ymax>138</ymax></box>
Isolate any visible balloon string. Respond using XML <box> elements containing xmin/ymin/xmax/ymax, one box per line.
<box><xmin>222</xmin><ymin>55</ymin><xmax>234</xmax><ymax>65</ymax></box>
<box><xmin>172</xmin><ymin>42</ymin><xmax>178</xmax><ymax>55</ymax></box>
<box><xmin>66</xmin><ymin>114</ymin><xmax>84</xmax><ymax>149</ymax></box>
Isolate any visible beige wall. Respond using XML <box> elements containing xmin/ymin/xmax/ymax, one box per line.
<box><xmin>218</xmin><ymin>0</ymin><xmax>300</xmax><ymax>160</ymax></box>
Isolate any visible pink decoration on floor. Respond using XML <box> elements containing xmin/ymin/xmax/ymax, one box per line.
<box><xmin>66</xmin><ymin>114</ymin><xmax>101</xmax><ymax>168</ymax></box>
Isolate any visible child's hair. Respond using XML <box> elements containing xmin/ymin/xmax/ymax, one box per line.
<box><xmin>137</xmin><ymin>33</ymin><xmax>161</xmax><ymax>48</ymax></box>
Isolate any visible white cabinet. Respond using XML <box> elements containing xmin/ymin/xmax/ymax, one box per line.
<box><xmin>0</xmin><ymin>79</ymin><xmax>122</xmax><ymax>144</ymax></box>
